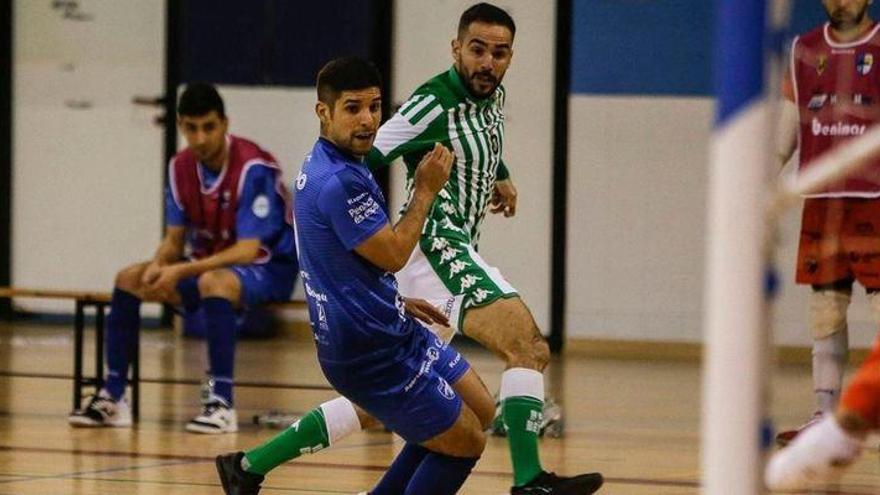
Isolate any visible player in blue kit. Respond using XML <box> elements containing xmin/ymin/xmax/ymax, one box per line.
<box><xmin>216</xmin><ymin>57</ymin><xmax>496</xmax><ymax>495</ymax></box>
<box><xmin>68</xmin><ymin>84</ymin><xmax>298</xmax><ymax>434</ymax></box>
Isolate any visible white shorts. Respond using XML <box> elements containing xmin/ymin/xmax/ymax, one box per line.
<box><xmin>396</xmin><ymin>237</ymin><xmax>518</xmax><ymax>338</ymax></box>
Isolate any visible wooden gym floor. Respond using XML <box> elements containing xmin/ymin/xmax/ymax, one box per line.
<box><xmin>0</xmin><ymin>318</ymin><xmax>877</xmax><ymax>494</ymax></box>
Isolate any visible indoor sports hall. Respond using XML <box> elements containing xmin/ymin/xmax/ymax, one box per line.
<box><xmin>2</xmin><ymin>1</ymin><xmax>880</xmax><ymax>494</ymax></box>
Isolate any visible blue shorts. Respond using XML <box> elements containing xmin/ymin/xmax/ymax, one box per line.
<box><xmin>176</xmin><ymin>260</ymin><xmax>297</xmax><ymax>308</ymax></box>
<box><xmin>320</xmin><ymin>323</ymin><xmax>471</xmax><ymax>444</ymax></box>
<box><xmin>175</xmin><ymin>261</ymin><xmax>297</xmax><ymax>337</ymax></box>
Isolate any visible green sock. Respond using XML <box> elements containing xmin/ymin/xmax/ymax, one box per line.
<box><xmin>243</xmin><ymin>408</ymin><xmax>331</xmax><ymax>475</ymax></box>
<box><xmin>502</xmin><ymin>396</ymin><xmax>544</xmax><ymax>486</ymax></box>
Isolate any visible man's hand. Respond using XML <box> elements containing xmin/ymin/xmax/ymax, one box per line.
<box><xmin>141</xmin><ymin>261</ymin><xmax>163</xmax><ymax>287</ymax></box>
<box><xmin>413</xmin><ymin>143</ymin><xmax>454</xmax><ymax>195</ymax></box>
<box><xmin>404</xmin><ymin>297</ymin><xmax>450</xmax><ymax>327</ymax></box>
<box><xmin>144</xmin><ymin>263</ymin><xmax>187</xmax><ymax>300</ymax></box>
<box><xmin>490</xmin><ymin>179</ymin><xmax>517</xmax><ymax>217</ymax></box>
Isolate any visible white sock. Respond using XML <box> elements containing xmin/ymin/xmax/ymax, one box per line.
<box><xmin>499</xmin><ymin>367</ymin><xmax>544</xmax><ymax>402</ymax></box>
<box><xmin>765</xmin><ymin>415</ymin><xmax>862</xmax><ymax>491</ymax></box>
<box><xmin>813</xmin><ymin>331</ymin><xmax>848</xmax><ymax>413</ymax></box>
<box><xmin>319</xmin><ymin>397</ymin><xmax>361</xmax><ymax>445</ymax></box>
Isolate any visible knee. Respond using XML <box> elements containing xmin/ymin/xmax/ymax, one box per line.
<box><xmin>355</xmin><ymin>406</ymin><xmax>381</xmax><ymax>430</ymax></box>
<box><xmin>115</xmin><ymin>265</ymin><xmax>144</xmax><ymax>292</ymax></box>
<box><xmin>459</xmin><ymin>426</ymin><xmax>486</xmax><ymax>458</ymax></box>
<box><xmin>197</xmin><ymin>270</ymin><xmax>238</xmax><ymax>300</ymax></box>
<box><xmin>810</xmin><ymin>289</ymin><xmax>851</xmax><ymax>340</ymax></box>
<box><xmin>505</xmin><ymin>330</ymin><xmax>550</xmax><ymax>372</ymax></box>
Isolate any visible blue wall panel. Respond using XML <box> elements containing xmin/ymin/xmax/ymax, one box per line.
<box><xmin>571</xmin><ymin>1</ymin><xmax>840</xmax><ymax>96</ymax></box>
<box><xmin>182</xmin><ymin>0</ymin><xmax>375</xmax><ymax>86</ymax></box>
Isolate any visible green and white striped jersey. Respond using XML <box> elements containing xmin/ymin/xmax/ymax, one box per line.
<box><xmin>367</xmin><ymin>66</ymin><xmax>510</xmax><ymax>247</ymax></box>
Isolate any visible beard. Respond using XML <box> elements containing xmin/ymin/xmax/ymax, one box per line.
<box><xmin>827</xmin><ymin>3</ymin><xmax>869</xmax><ymax>30</ymax></box>
<box><xmin>457</xmin><ymin>66</ymin><xmax>500</xmax><ymax>98</ymax></box>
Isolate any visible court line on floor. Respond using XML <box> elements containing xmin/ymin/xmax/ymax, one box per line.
<box><xmin>4</xmin><ymin>442</ymin><xmax>870</xmax><ymax>493</ymax></box>
<box><xmin>0</xmin><ymin>443</ymin><xmax>705</xmax><ymax>490</ymax></box>
<box><xmin>0</xmin><ymin>459</ymin><xmax>200</xmax><ymax>485</ymax></box>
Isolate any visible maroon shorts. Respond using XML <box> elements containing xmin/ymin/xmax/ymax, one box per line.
<box><xmin>796</xmin><ymin>198</ymin><xmax>880</xmax><ymax>289</ymax></box>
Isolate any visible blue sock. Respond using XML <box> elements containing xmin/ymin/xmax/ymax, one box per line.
<box><xmin>370</xmin><ymin>443</ymin><xmax>430</xmax><ymax>495</ymax></box>
<box><xmin>176</xmin><ymin>278</ymin><xmax>201</xmax><ymax>312</ymax></box>
<box><xmin>203</xmin><ymin>297</ymin><xmax>236</xmax><ymax>405</ymax></box>
<box><xmin>105</xmin><ymin>288</ymin><xmax>141</xmax><ymax>400</ymax></box>
<box><xmin>404</xmin><ymin>453</ymin><xmax>479</xmax><ymax>495</ymax></box>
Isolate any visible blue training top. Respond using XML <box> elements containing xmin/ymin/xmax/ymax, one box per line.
<box><xmin>293</xmin><ymin>137</ymin><xmax>420</xmax><ymax>364</ymax></box>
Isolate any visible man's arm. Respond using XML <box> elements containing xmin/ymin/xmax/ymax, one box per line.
<box><xmin>777</xmin><ymin>99</ymin><xmax>799</xmax><ymax>169</ymax></box>
<box><xmin>366</xmin><ymin>93</ymin><xmax>446</xmax><ymax>171</ymax></box>
<box><xmin>355</xmin><ymin>144</ymin><xmax>454</xmax><ymax>272</ymax></box>
<box><xmin>778</xmin><ymin>43</ymin><xmax>799</xmax><ymax>169</ymax></box>
<box><xmin>152</xmin><ymin>226</ymin><xmax>185</xmax><ymax>265</ymax></box>
<box><xmin>170</xmin><ymin>239</ymin><xmax>261</xmax><ymax>280</ymax></box>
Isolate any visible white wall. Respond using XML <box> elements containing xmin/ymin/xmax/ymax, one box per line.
<box><xmin>393</xmin><ymin>0</ymin><xmax>556</xmax><ymax>331</ymax></box>
<box><xmin>13</xmin><ymin>0</ymin><xmax>166</xmax><ymax>312</ymax></box>
<box><xmin>565</xmin><ymin>95</ymin><xmax>877</xmax><ymax>348</ymax></box>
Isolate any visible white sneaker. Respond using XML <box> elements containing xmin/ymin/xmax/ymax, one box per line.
<box><xmin>68</xmin><ymin>389</ymin><xmax>132</xmax><ymax>428</ymax></box>
<box><xmin>765</xmin><ymin>415</ymin><xmax>862</xmax><ymax>491</ymax></box>
<box><xmin>185</xmin><ymin>395</ymin><xmax>238</xmax><ymax>434</ymax></box>
<box><xmin>775</xmin><ymin>410</ymin><xmax>824</xmax><ymax>445</ymax></box>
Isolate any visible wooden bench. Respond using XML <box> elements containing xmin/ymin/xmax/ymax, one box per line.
<box><xmin>0</xmin><ymin>287</ymin><xmax>307</xmax><ymax>421</ymax></box>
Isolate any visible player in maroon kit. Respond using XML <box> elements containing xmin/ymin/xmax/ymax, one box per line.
<box><xmin>774</xmin><ymin>0</ymin><xmax>880</xmax><ymax>445</ymax></box>
<box><xmin>68</xmin><ymin>84</ymin><xmax>298</xmax><ymax>434</ymax></box>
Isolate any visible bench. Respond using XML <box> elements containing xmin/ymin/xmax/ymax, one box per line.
<box><xmin>0</xmin><ymin>286</ymin><xmax>307</xmax><ymax>421</ymax></box>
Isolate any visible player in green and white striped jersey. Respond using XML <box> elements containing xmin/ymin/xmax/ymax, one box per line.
<box><xmin>367</xmin><ymin>4</ymin><xmax>603</xmax><ymax>495</ymax></box>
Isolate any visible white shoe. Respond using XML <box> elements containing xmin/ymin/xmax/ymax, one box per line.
<box><xmin>775</xmin><ymin>410</ymin><xmax>824</xmax><ymax>445</ymax></box>
<box><xmin>765</xmin><ymin>415</ymin><xmax>862</xmax><ymax>491</ymax></box>
<box><xmin>68</xmin><ymin>389</ymin><xmax>132</xmax><ymax>428</ymax></box>
<box><xmin>186</xmin><ymin>395</ymin><xmax>238</xmax><ymax>434</ymax></box>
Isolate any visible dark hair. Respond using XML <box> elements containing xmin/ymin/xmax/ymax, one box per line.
<box><xmin>177</xmin><ymin>83</ymin><xmax>225</xmax><ymax>118</ymax></box>
<box><xmin>316</xmin><ymin>56</ymin><xmax>382</xmax><ymax>107</ymax></box>
<box><xmin>458</xmin><ymin>2</ymin><xmax>516</xmax><ymax>39</ymax></box>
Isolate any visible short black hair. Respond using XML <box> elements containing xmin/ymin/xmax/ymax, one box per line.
<box><xmin>316</xmin><ymin>56</ymin><xmax>382</xmax><ymax>107</ymax></box>
<box><xmin>458</xmin><ymin>2</ymin><xmax>516</xmax><ymax>40</ymax></box>
<box><xmin>177</xmin><ymin>83</ymin><xmax>225</xmax><ymax>118</ymax></box>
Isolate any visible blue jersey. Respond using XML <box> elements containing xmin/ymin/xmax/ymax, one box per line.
<box><xmin>293</xmin><ymin>138</ymin><xmax>415</xmax><ymax>363</ymax></box>
<box><xmin>165</xmin><ymin>161</ymin><xmax>297</xmax><ymax>264</ymax></box>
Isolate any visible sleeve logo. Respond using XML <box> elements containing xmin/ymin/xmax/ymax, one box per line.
<box><xmin>295</xmin><ymin>172</ymin><xmax>308</xmax><ymax>190</ymax></box>
<box><xmin>252</xmin><ymin>195</ymin><xmax>271</xmax><ymax>218</ymax></box>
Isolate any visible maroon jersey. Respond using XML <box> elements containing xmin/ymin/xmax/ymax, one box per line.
<box><xmin>790</xmin><ymin>22</ymin><xmax>880</xmax><ymax>197</ymax></box>
<box><xmin>169</xmin><ymin>135</ymin><xmax>280</xmax><ymax>259</ymax></box>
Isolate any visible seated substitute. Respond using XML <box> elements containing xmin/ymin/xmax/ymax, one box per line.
<box><xmin>216</xmin><ymin>57</ymin><xmax>495</xmax><ymax>495</ymax></box>
<box><xmin>68</xmin><ymin>83</ymin><xmax>298</xmax><ymax>434</ymax></box>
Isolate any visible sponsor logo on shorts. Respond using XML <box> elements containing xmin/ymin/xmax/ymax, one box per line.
<box><xmin>440</xmin><ymin>247</ymin><xmax>461</xmax><ymax>265</ymax></box>
<box><xmin>448</xmin><ymin>259</ymin><xmax>471</xmax><ymax>276</ymax></box>
<box><xmin>459</xmin><ymin>274</ymin><xmax>483</xmax><ymax>291</ymax></box>
<box><xmin>448</xmin><ymin>352</ymin><xmax>461</xmax><ymax>368</ymax></box>
<box><xmin>443</xmin><ymin>297</ymin><xmax>455</xmax><ymax>317</ymax></box>
<box><xmin>437</xmin><ymin>377</ymin><xmax>455</xmax><ymax>400</ymax></box>
<box><xmin>472</xmin><ymin>288</ymin><xmax>494</xmax><ymax>304</ymax></box>
<box><xmin>404</xmin><ymin>343</ymin><xmax>442</xmax><ymax>393</ymax></box>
